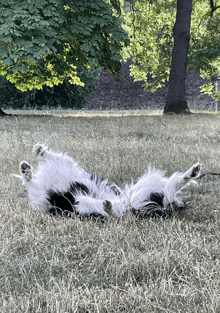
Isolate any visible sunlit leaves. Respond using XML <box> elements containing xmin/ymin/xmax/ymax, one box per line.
<box><xmin>0</xmin><ymin>0</ymin><xmax>129</xmax><ymax>90</ymax></box>
<box><xmin>122</xmin><ymin>0</ymin><xmax>176</xmax><ymax>91</ymax></box>
<box><xmin>188</xmin><ymin>0</ymin><xmax>220</xmax><ymax>99</ymax></box>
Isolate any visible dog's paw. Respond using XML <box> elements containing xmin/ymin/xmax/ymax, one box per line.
<box><xmin>20</xmin><ymin>161</ymin><xmax>33</xmax><ymax>182</ymax></box>
<box><xmin>103</xmin><ymin>200</ymin><xmax>119</xmax><ymax>218</ymax></box>
<box><xmin>103</xmin><ymin>200</ymin><xmax>113</xmax><ymax>215</ymax></box>
<box><xmin>185</xmin><ymin>162</ymin><xmax>202</xmax><ymax>180</ymax></box>
<box><xmin>33</xmin><ymin>143</ymin><xmax>48</xmax><ymax>158</ymax></box>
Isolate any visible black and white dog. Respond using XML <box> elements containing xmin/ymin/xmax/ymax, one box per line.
<box><xmin>15</xmin><ymin>143</ymin><xmax>201</xmax><ymax>218</ymax></box>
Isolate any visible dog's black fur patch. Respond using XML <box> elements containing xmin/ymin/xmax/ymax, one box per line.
<box><xmin>47</xmin><ymin>182</ymin><xmax>90</xmax><ymax>215</ymax></box>
<box><xmin>131</xmin><ymin>193</ymin><xmax>164</xmax><ymax>217</ymax></box>
<box><xmin>149</xmin><ymin>192</ymin><xmax>164</xmax><ymax>207</ymax></box>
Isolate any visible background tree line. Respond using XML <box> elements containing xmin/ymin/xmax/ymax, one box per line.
<box><xmin>0</xmin><ymin>0</ymin><xmax>220</xmax><ymax>114</ymax></box>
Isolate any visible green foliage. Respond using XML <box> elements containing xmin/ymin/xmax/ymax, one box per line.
<box><xmin>122</xmin><ymin>0</ymin><xmax>176</xmax><ymax>91</ymax></box>
<box><xmin>0</xmin><ymin>0</ymin><xmax>130</xmax><ymax>91</ymax></box>
<box><xmin>188</xmin><ymin>0</ymin><xmax>220</xmax><ymax>100</ymax></box>
<box><xmin>0</xmin><ymin>64</ymin><xmax>100</xmax><ymax>109</ymax></box>
<box><xmin>122</xmin><ymin>0</ymin><xmax>220</xmax><ymax>99</ymax></box>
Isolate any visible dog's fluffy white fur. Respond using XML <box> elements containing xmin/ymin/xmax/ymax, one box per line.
<box><xmin>15</xmin><ymin>143</ymin><xmax>201</xmax><ymax>217</ymax></box>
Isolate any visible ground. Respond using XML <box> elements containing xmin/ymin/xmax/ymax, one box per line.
<box><xmin>86</xmin><ymin>60</ymin><xmax>214</xmax><ymax>111</ymax></box>
<box><xmin>1</xmin><ymin>112</ymin><xmax>220</xmax><ymax>312</ymax></box>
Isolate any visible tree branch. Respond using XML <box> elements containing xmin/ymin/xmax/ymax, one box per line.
<box><xmin>210</xmin><ymin>0</ymin><xmax>220</xmax><ymax>16</ymax></box>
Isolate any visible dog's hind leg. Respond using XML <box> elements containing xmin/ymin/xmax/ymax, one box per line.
<box><xmin>175</xmin><ymin>162</ymin><xmax>201</xmax><ymax>191</ymax></box>
<box><xmin>182</xmin><ymin>162</ymin><xmax>201</xmax><ymax>180</ymax></box>
<box><xmin>164</xmin><ymin>162</ymin><xmax>201</xmax><ymax>205</ymax></box>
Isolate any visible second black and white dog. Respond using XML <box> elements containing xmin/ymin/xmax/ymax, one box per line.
<box><xmin>15</xmin><ymin>143</ymin><xmax>201</xmax><ymax>218</ymax></box>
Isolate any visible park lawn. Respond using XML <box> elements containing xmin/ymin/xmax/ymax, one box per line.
<box><xmin>0</xmin><ymin>110</ymin><xmax>219</xmax><ymax>312</ymax></box>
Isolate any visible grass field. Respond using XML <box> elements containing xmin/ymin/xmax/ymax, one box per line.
<box><xmin>0</xmin><ymin>110</ymin><xmax>220</xmax><ymax>312</ymax></box>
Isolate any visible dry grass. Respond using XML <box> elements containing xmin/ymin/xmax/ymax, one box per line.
<box><xmin>0</xmin><ymin>110</ymin><xmax>220</xmax><ymax>312</ymax></box>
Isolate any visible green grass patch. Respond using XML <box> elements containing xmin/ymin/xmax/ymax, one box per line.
<box><xmin>0</xmin><ymin>111</ymin><xmax>220</xmax><ymax>312</ymax></box>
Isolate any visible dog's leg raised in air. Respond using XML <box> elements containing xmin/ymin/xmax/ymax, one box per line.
<box><xmin>177</xmin><ymin>162</ymin><xmax>201</xmax><ymax>191</ymax></box>
<box><xmin>20</xmin><ymin>161</ymin><xmax>33</xmax><ymax>183</ymax></box>
<box><xmin>164</xmin><ymin>162</ymin><xmax>201</xmax><ymax>205</ymax></box>
<box><xmin>33</xmin><ymin>143</ymin><xmax>48</xmax><ymax>159</ymax></box>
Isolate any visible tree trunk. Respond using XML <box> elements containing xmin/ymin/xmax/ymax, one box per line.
<box><xmin>163</xmin><ymin>0</ymin><xmax>192</xmax><ymax>114</ymax></box>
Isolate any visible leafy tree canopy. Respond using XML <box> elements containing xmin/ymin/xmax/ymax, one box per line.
<box><xmin>122</xmin><ymin>0</ymin><xmax>220</xmax><ymax>100</ymax></box>
<box><xmin>0</xmin><ymin>0</ymin><xmax>131</xmax><ymax>91</ymax></box>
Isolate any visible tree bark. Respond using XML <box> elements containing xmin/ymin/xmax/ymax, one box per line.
<box><xmin>163</xmin><ymin>0</ymin><xmax>192</xmax><ymax>114</ymax></box>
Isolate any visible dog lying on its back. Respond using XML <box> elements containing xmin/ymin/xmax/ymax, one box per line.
<box><xmin>15</xmin><ymin>143</ymin><xmax>201</xmax><ymax>217</ymax></box>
